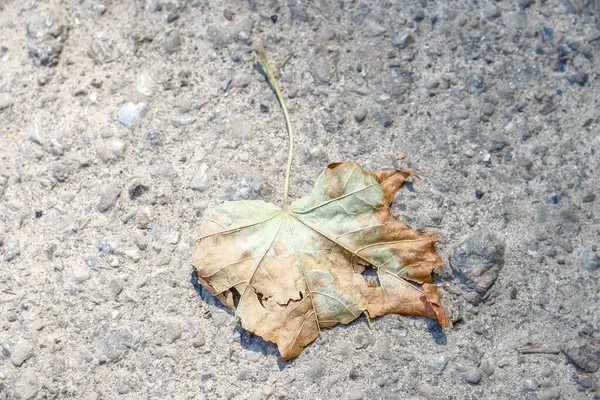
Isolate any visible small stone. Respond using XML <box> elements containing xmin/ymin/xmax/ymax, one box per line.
<box><xmin>583</xmin><ymin>193</ymin><xmax>596</xmax><ymax>203</ymax></box>
<box><xmin>518</xmin><ymin>0</ymin><xmax>534</xmax><ymax>8</ymax></box>
<box><xmin>509</xmin><ymin>12</ymin><xmax>528</xmax><ymax>30</ymax></box>
<box><xmin>579</xmin><ymin>251</ymin><xmax>600</xmax><ymax>271</ymax></box>
<box><xmin>234</xmin><ymin>31</ymin><xmax>250</xmax><ymax>44</ymax></box>
<box><xmin>116</xmin><ymin>376</ymin><xmax>132</xmax><ymax>395</ymax></box>
<box><xmin>348</xmin><ymin>388</ymin><xmax>364</xmax><ymax>400</ymax></box>
<box><xmin>109</xmin><ymin>139</ymin><xmax>126</xmax><ymax>158</ymax></box>
<box><xmin>450</xmin><ymin>230</ymin><xmax>505</xmax><ymax>294</ymax></box>
<box><xmin>482</xmin><ymin>103</ymin><xmax>495</xmax><ymax>116</ymax></box>
<box><xmin>484</xmin><ymin>6</ymin><xmax>501</xmax><ymax>19</ymax></box>
<box><xmin>354</xmin><ymin>108</ymin><xmax>368</xmax><ymax>122</ymax></box>
<box><xmin>312</xmin><ymin>57</ymin><xmax>331</xmax><ymax>84</ymax></box>
<box><xmin>393</xmin><ymin>32</ymin><xmax>415</xmax><ymax>49</ymax></box>
<box><xmin>232</xmin><ymin>73</ymin><xmax>252</xmax><ymax>88</ymax></box>
<box><xmin>11</xmin><ymin>338</ymin><xmax>33</xmax><ymax>367</ymax></box>
<box><xmin>4</xmin><ymin>247</ymin><xmax>21</xmax><ymax>262</ymax></box>
<box><xmin>414</xmin><ymin>9</ymin><xmax>425</xmax><ymax>21</ymax></box>
<box><xmin>142</xmin><ymin>129</ymin><xmax>163</xmax><ymax>147</ymax></box>
<box><xmin>135</xmin><ymin>72</ymin><xmax>157</xmax><ymax>96</ymax></box>
<box><xmin>14</xmin><ymin>370</ymin><xmax>38</xmax><ymax>400</ymax></box>
<box><xmin>133</xmin><ymin>233</ymin><xmax>148</xmax><ymax>250</ymax></box>
<box><xmin>164</xmin><ymin>231</ymin><xmax>180</xmax><ymax>245</ymax></box>
<box><xmin>0</xmin><ymin>95</ymin><xmax>13</xmax><ymax>111</ymax></box>
<box><xmin>136</xmin><ymin>213</ymin><xmax>150</xmax><ymax>230</ymax></box>
<box><xmin>128</xmin><ymin>179</ymin><xmax>148</xmax><ymax>199</ymax></box>
<box><xmin>166</xmin><ymin>13</ymin><xmax>179</xmax><ymax>23</ymax></box>
<box><xmin>373</xmin><ymin>108</ymin><xmax>393</xmax><ymax>127</ymax></box>
<box><xmin>364</xmin><ymin>21</ymin><xmax>386</xmax><ymax>37</ymax></box>
<box><xmin>6</xmin><ymin>310</ymin><xmax>17</xmax><ymax>322</ymax></box>
<box><xmin>539</xmin><ymin>389</ymin><xmax>560</xmax><ymax>400</ymax></box>
<box><xmin>108</xmin><ymin>279</ymin><xmax>123</xmax><ymax>299</ymax></box>
<box><xmin>84</xmin><ymin>254</ymin><xmax>100</xmax><ymax>271</ymax></box>
<box><xmin>26</xmin><ymin>10</ymin><xmax>69</xmax><ymax>67</ymax></box>
<box><xmin>72</xmin><ymin>263</ymin><xmax>91</xmax><ymax>283</ymax></box>
<box><xmin>428</xmin><ymin>354</ymin><xmax>448</xmax><ymax>375</ymax></box>
<box><xmin>480</xmin><ymin>359</ymin><xmax>495</xmax><ymax>376</ymax></box>
<box><xmin>166</xmin><ymin>321</ymin><xmax>182</xmax><ymax>343</ymax></box>
<box><xmin>563</xmin><ymin>339</ymin><xmax>600</xmax><ymax>372</ymax></box>
<box><xmin>163</xmin><ymin>31</ymin><xmax>181</xmax><ymax>54</ymax></box>
<box><xmin>189</xmin><ymin>164</ymin><xmax>209</xmax><ymax>191</ymax></box>
<box><xmin>461</xmin><ymin>369</ymin><xmax>482</xmax><ymax>385</ymax></box>
<box><xmin>306</xmin><ymin>362</ymin><xmax>324</xmax><ymax>381</ymax></box>
<box><xmin>101</xmin><ymin>330</ymin><xmax>134</xmax><ymax>362</ymax></box>
<box><xmin>117</xmin><ymin>102</ymin><xmax>147</xmax><ymax>129</ymax></box>
<box><xmin>568</xmin><ymin>72</ymin><xmax>589</xmax><ymax>86</ymax></box>
<box><xmin>191</xmin><ymin>331</ymin><xmax>206</xmax><ymax>347</ymax></box>
<box><xmin>97</xmin><ymin>183</ymin><xmax>120</xmax><ymax>213</ymax></box>
<box><xmin>523</xmin><ymin>378</ymin><xmax>539</xmax><ymax>391</ymax></box>
<box><xmin>91</xmin><ymin>4</ymin><xmax>107</xmax><ymax>15</ymax></box>
<box><xmin>226</xmin><ymin>170</ymin><xmax>271</xmax><ymax>201</ymax></box>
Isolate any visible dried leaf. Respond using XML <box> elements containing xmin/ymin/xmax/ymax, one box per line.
<box><xmin>193</xmin><ymin>161</ymin><xmax>450</xmax><ymax>360</ymax></box>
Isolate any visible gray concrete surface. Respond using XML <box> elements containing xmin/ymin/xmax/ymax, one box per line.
<box><xmin>0</xmin><ymin>0</ymin><xmax>599</xmax><ymax>399</ymax></box>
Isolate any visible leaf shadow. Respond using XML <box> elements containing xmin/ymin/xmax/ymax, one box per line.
<box><xmin>190</xmin><ymin>270</ymin><xmax>234</xmax><ymax>316</ymax></box>
<box><xmin>253</xmin><ymin>63</ymin><xmax>280</xmax><ymax>106</ymax></box>
<box><xmin>191</xmin><ymin>270</ymin><xmax>293</xmax><ymax>369</ymax></box>
<box><xmin>234</xmin><ymin>323</ymin><xmax>292</xmax><ymax>370</ymax></box>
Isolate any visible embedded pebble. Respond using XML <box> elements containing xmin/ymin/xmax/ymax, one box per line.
<box><xmin>97</xmin><ymin>183</ymin><xmax>120</xmax><ymax>213</ymax></box>
<box><xmin>354</xmin><ymin>107</ymin><xmax>368</xmax><ymax>122</ymax></box>
<box><xmin>117</xmin><ymin>102</ymin><xmax>147</xmax><ymax>129</ymax></box>
<box><xmin>450</xmin><ymin>230</ymin><xmax>505</xmax><ymax>294</ymax></box>
<box><xmin>563</xmin><ymin>339</ymin><xmax>600</xmax><ymax>372</ymax></box>
<box><xmin>189</xmin><ymin>164</ymin><xmax>209</xmax><ymax>191</ymax></box>
<box><xmin>579</xmin><ymin>251</ymin><xmax>600</xmax><ymax>271</ymax></box>
<box><xmin>232</xmin><ymin>73</ymin><xmax>252</xmax><ymax>88</ymax></box>
<box><xmin>461</xmin><ymin>369</ymin><xmax>482</xmax><ymax>385</ymax></box>
<box><xmin>72</xmin><ymin>263</ymin><xmax>91</xmax><ymax>283</ymax></box>
<box><xmin>192</xmin><ymin>331</ymin><xmax>206</xmax><ymax>347</ymax></box>
<box><xmin>136</xmin><ymin>72</ymin><xmax>157</xmax><ymax>96</ymax></box>
<box><xmin>11</xmin><ymin>338</ymin><xmax>33</xmax><ymax>367</ymax></box>
<box><xmin>393</xmin><ymin>32</ymin><xmax>415</xmax><ymax>49</ymax></box>
<box><xmin>0</xmin><ymin>95</ymin><xmax>13</xmax><ymax>110</ymax></box>
<box><xmin>166</xmin><ymin>321</ymin><xmax>182</xmax><ymax>343</ymax></box>
<box><xmin>164</xmin><ymin>231</ymin><xmax>180</xmax><ymax>245</ymax></box>
<box><xmin>14</xmin><ymin>370</ymin><xmax>38</xmax><ymax>400</ymax></box>
<box><xmin>427</xmin><ymin>354</ymin><xmax>448</xmax><ymax>375</ymax></box>
<box><xmin>26</xmin><ymin>9</ymin><xmax>69</xmax><ymax>67</ymax></box>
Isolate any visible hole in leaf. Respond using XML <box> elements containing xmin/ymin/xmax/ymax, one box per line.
<box><xmin>223</xmin><ymin>287</ymin><xmax>241</xmax><ymax>308</ymax></box>
<box><xmin>361</xmin><ymin>266</ymin><xmax>380</xmax><ymax>287</ymax></box>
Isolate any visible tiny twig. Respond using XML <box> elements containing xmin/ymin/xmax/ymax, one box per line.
<box><xmin>518</xmin><ymin>347</ymin><xmax>561</xmax><ymax>355</ymax></box>
<box><xmin>279</xmin><ymin>53</ymin><xmax>294</xmax><ymax>71</ymax></box>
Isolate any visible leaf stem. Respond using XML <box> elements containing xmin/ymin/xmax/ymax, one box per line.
<box><xmin>252</xmin><ymin>43</ymin><xmax>294</xmax><ymax>209</ymax></box>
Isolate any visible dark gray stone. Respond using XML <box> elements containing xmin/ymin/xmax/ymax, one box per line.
<box><xmin>373</xmin><ymin>108</ymin><xmax>393</xmax><ymax>127</ymax></box>
<box><xmin>27</xmin><ymin>10</ymin><xmax>69</xmax><ymax>67</ymax></box>
<box><xmin>568</xmin><ymin>72</ymin><xmax>589</xmax><ymax>86</ymax></box>
<box><xmin>450</xmin><ymin>230</ymin><xmax>505</xmax><ymax>294</ymax></box>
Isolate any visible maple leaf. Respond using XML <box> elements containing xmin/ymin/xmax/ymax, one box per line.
<box><xmin>192</xmin><ymin>45</ymin><xmax>450</xmax><ymax>361</ymax></box>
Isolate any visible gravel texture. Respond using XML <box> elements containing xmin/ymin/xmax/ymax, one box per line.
<box><xmin>0</xmin><ymin>0</ymin><xmax>599</xmax><ymax>399</ymax></box>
